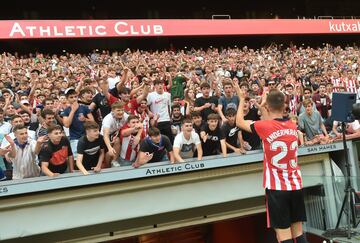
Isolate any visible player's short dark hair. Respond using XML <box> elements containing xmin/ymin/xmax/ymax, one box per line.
<box><xmin>148</xmin><ymin>127</ymin><xmax>161</xmax><ymax>137</ymax></box>
<box><xmin>266</xmin><ymin>89</ymin><xmax>285</xmax><ymax>112</ymax></box>
<box><xmin>84</xmin><ymin>121</ymin><xmax>99</xmax><ymax>131</ymax></box>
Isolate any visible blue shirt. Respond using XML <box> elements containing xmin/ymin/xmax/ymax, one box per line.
<box><xmin>61</xmin><ymin>104</ymin><xmax>91</xmax><ymax>140</ymax></box>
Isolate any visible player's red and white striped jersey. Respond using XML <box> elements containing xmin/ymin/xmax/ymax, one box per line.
<box><xmin>252</xmin><ymin>119</ymin><xmax>302</xmax><ymax>191</ymax></box>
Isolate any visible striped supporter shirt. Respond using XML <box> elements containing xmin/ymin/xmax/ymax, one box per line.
<box><xmin>251</xmin><ymin>119</ymin><xmax>303</xmax><ymax>191</ymax></box>
<box><xmin>6</xmin><ymin>139</ymin><xmax>40</xmax><ymax>179</ymax></box>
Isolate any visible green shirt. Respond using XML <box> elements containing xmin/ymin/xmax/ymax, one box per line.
<box><xmin>170</xmin><ymin>75</ymin><xmax>186</xmax><ymax>100</ymax></box>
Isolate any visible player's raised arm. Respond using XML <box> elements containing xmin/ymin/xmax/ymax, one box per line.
<box><xmin>233</xmin><ymin>80</ymin><xmax>253</xmax><ymax>133</ymax></box>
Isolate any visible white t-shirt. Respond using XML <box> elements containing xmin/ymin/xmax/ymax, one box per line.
<box><xmin>173</xmin><ymin>131</ymin><xmax>201</xmax><ymax>159</ymax></box>
<box><xmin>147</xmin><ymin>91</ymin><xmax>171</xmax><ymax>122</ymax></box>
<box><xmin>100</xmin><ymin>112</ymin><xmax>129</xmax><ymax>135</ymax></box>
<box><xmin>107</xmin><ymin>76</ymin><xmax>120</xmax><ymax>90</ymax></box>
<box><xmin>334</xmin><ymin>120</ymin><xmax>360</xmax><ymax>132</ymax></box>
<box><xmin>1</xmin><ymin>129</ymin><xmax>36</xmax><ymax>149</ymax></box>
<box><xmin>0</xmin><ymin>122</ymin><xmax>12</xmax><ymax>135</ymax></box>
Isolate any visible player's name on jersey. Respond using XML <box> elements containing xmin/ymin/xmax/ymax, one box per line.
<box><xmin>145</xmin><ymin>162</ymin><xmax>206</xmax><ymax>176</ymax></box>
<box><xmin>303</xmin><ymin>144</ymin><xmax>338</xmax><ymax>154</ymax></box>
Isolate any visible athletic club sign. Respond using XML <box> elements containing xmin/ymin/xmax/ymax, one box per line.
<box><xmin>9</xmin><ymin>21</ymin><xmax>164</xmax><ymax>38</ymax></box>
<box><xmin>0</xmin><ymin>19</ymin><xmax>359</xmax><ymax>39</ymax></box>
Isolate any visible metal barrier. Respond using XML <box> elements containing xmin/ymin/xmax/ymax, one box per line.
<box><xmin>0</xmin><ymin>141</ymin><xmax>349</xmax><ymax>198</ymax></box>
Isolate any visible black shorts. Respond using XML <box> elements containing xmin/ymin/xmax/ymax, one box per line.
<box><xmin>265</xmin><ymin>188</ymin><xmax>307</xmax><ymax>229</ymax></box>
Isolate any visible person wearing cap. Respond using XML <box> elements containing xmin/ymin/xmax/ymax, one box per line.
<box><xmin>267</xmin><ymin>80</ymin><xmax>277</xmax><ymax>89</ymax></box>
<box><xmin>61</xmin><ymin>88</ymin><xmax>94</xmax><ymax>158</ymax></box>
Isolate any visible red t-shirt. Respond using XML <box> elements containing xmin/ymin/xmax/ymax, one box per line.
<box><xmin>107</xmin><ymin>95</ymin><xmax>139</xmax><ymax>115</ymax></box>
<box><xmin>252</xmin><ymin>119</ymin><xmax>302</xmax><ymax>191</ymax></box>
<box><xmin>123</xmin><ymin>98</ymin><xmax>139</xmax><ymax>115</ymax></box>
<box><xmin>107</xmin><ymin>94</ymin><xmax>119</xmax><ymax>106</ymax></box>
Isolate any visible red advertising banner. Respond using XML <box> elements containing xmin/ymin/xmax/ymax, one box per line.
<box><xmin>0</xmin><ymin>19</ymin><xmax>359</xmax><ymax>39</ymax></box>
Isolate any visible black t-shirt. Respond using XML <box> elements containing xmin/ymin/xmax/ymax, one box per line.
<box><xmin>171</xmin><ymin>116</ymin><xmax>183</xmax><ymax>135</ymax></box>
<box><xmin>221</xmin><ymin>123</ymin><xmax>240</xmax><ymax>153</ymax></box>
<box><xmin>78</xmin><ymin>100</ymin><xmax>91</xmax><ymax>107</ymax></box>
<box><xmin>137</xmin><ymin>75</ymin><xmax>146</xmax><ymax>83</ymax></box>
<box><xmin>195</xmin><ymin>96</ymin><xmax>218</xmax><ymax>120</ymax></box>
<box><xmin>109</xmin><ymin>86</ymin><xmax>120</xmax><ymax>99</ymax></box>
<box><xmin>77</xmin><ymin>135</ymin><xmax>105</xmax><ymax>170</ymax></box>
<box><xmin>27</xmin><ymin>122</ymin><xmax>39</xmax><ymax>132</ymax></box>
<box><xmin>139</xmin><ymin>135</ymin><xmax>173</xmax><ymax>163</ymax></box>
<box><xmin>201</xmin><ymin>125</ymin><xmax>225</xmax><ymax>156</ymax></box>
<box><xmin>193</xmin><ymin>121</ymin><xmax>205</xmax><ymax>135</ymax></box>
<box><xmin>242</xmin><ymin>108</ymin><xmax>261</xmax><ymax>150</ymax></box>
<box><xmin>39</xmin><ymin>137</ymin><xmax>73</xmax><ymax>174</ymax></box>
<box><xmin>92</xmin><ymin>93</ymin><xmax>111</xmax><ymax>122</ymax></box>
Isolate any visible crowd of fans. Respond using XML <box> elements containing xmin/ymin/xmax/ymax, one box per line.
<box><xmin>0</xmin><ymin>43</ymin><xmax>360</xmax><ymax>180</ymax></box>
